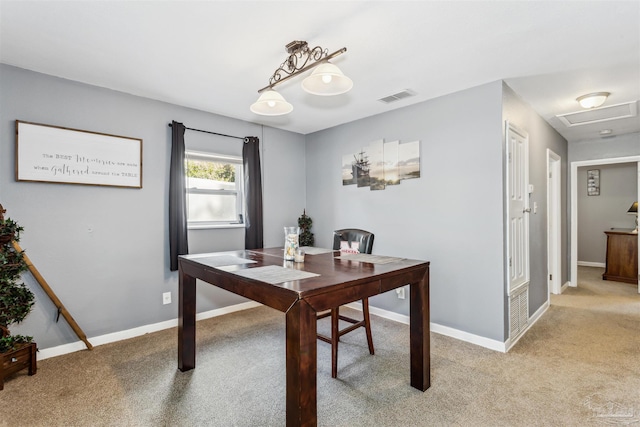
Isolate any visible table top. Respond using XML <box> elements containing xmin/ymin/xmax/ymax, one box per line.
<box><xmin>179</xmin><ymin>247</ymin><xmax>429</xmax><ymax>311</ymax></box>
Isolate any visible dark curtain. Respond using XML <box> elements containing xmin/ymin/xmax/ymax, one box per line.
<box><xmin>243</xmin><ymin>137</ymin><xmax>264</xmax><ymax>249</ymax></box>
<box><xmin>169</xmin><ymin>121</ymin><xmax>189</xmax><ymax>271</ymax></box>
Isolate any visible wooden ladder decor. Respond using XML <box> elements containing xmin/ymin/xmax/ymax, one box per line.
<box><xmin>12</xmin><ymin>241</ymin><xmax>93</xmax><ymax>350</ymax></box>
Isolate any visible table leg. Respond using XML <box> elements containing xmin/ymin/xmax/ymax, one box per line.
<box><xmin>410</xmin><ymin>267</ymin><xmax>430</xmax><ymax>391</ymax></box>
<box><xmin>178</xmin><ymin>271</ymin><xmax>196</xmax><ymax>372</ymax></box>
<box><xmin>285</xmin><ymin>299</ymin><xmax>317</xmax><ymax>427</ymax></box>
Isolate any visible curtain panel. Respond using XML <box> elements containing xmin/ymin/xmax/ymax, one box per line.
<box><xmin>243</xmin><ymin>137</ymin><xmax>264</xmax><ymax>249</ymax></box>
<box><xmin>169</xmin><ymin>121</ymin><xmax>189</xmax><ymax>271</ymax></box>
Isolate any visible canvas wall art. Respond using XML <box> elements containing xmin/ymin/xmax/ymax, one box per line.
<box><xmin>16</xmin><ymin>120</ymin><xmax>142</xmax><ymax>188</ymax></box>
<box><xmin>342</xmin><ymin>139</ymin><xmax>420</xmax><ymax>190</ymax></box>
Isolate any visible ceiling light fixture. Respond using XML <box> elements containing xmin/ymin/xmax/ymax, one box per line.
<box><xmin>250</xmin><ymin>89</ymin><xmax>293</xmax><ymax>116</ymax></box>
<box><xmin>576</xmin><ymin>92</ymin><xmax>610</xmax><ymax>109</ymax></box>
<box><xmin>250</xmin><ymin>40</ymin><xmax>352</xmax><ymax>116</ymax></box>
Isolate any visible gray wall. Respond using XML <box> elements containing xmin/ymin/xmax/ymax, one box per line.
<box><xmin>261</xmin><ymin>126</ymin><xmax>308</xmax><ymax>247</ymax></box>
<box><xmin>306</xmin><ymin>81</ymin><xmax>508</xmax><ymax>341</ymax></box>
<box><xmin>305</xmin><ymin>81</ymin><xmax>568</xmax><ymax>343</ymax></box>
<box><xmin>1</xmin><ymin>63</ymin><xmax>571</xmax><ymax>349</ymax></box>
<box><xmin>0</xmin><ymin>64</ymin><xmax>306</xmax><ymax>349</ymax></box>
<box><xmin>577</xmin><ymin>163</ymin><xmax>638</xmax><ymax>264</ymax></box>
<box><xmin>502</xmin><ymin>83</ymin><xmax>569</xmax><ymax>321</ymax></box>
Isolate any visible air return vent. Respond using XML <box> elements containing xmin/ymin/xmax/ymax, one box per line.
<box><xmin>556</xmin><ymin>101</ymin><xmax>637</xmax><ymax>127</ymax></box>
<box><xmin>509</xmin><ymin>285</ymin><xmax>529</xmax><ymax>340</ymax></box>
<box><xmin>378</xmin><ymin>89</ymin><xmax>416</xmax><ymax>104</ymax></box>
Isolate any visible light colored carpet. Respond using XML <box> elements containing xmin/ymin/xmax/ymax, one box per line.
<box><xmin>1</xmin><ymin>266</ymin><xmax>639</xmax><ymax>426</ymax></box>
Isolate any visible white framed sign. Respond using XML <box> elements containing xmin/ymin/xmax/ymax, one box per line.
<box><xmin>16</xmin><ymin>120</ymin><xmax>142</xmax><ymax>188</ymax></box>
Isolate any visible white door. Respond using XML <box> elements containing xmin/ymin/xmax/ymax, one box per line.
<box><xmin>506</xmin><ymin>123</ymin><xmax>530</xmax><ymax>293</ymax></box>
<box><xmin>547</xmin><ymin>150</ymin><xmax>562</xmax><ymax>295</ymax></box>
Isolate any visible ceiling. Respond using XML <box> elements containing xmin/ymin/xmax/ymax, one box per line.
<box><xmin>1</xmin><ymin>1</ymin><xmax>638</xmax><ymax>142</ymax></box>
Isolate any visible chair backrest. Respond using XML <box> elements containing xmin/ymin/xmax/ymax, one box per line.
<box><xmin>333</xmin><ymin>229</ymin><xmax>375</xmax><ymax>254</ymax></box>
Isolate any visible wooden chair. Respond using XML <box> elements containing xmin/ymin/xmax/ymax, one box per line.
<box><xmin>317</xmin><ymin>229</ymin><xmax>375</xmax><ymax>378</ymax></box>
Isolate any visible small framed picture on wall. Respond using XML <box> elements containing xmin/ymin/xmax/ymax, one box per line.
<box><xmin>587</xmin><ymin>169</ymin><xmax>600</xmax><ymax>196</ymax></box>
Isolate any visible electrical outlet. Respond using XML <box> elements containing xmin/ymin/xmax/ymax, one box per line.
<box><xmin>162</xmin><ymin>292</ymin><xmax>171</xmax><ymax>305</ymax></box>
<box><xmin>396</xmin><ymin>287</ymin><xmax>405</xmax><ymax>300</ymax></box>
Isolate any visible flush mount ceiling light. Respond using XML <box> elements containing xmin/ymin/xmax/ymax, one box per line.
<box><xmin>250</xmin><ymin>40</ymin><xmax>352</xmax><ymax>116</ymax></box>
<box><xmin>576</xmin><ymin>92</ymin><xmax>610</xmax><ymax>109</ymax></box>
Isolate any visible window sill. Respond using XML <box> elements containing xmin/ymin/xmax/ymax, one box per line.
<box><xmin>188</xmin><ymin>223</ymin><xmax>245</xmax><ymax>230</ymax></box>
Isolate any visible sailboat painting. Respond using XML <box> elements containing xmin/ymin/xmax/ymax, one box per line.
<box><xmin>355</xmin><ymin>147</ymin><xmax>371</xmax><ymax>188</ymax></box>
<box><xmin>341</xmin><ymin>154</ymin><xmax>356</xmax><ymax>185</ymax></box>
<box><xmin>369</xmin><ymin>139</ymin><xmax>385</xmax><ymax>191</ymax></box>
<box><xmin>398</xmin><ymin>140</ymin><xmax>420</xmax><ymax>180</ymax></box>
<box><xmin>342</xmin><ymin>139</ymin><xmax>420</xmax><ymax>189</ymax></box>
<box><xmin>383</xmin><ymin>140</ymin><xmax>400</xmax><ymax>186</ymax></box>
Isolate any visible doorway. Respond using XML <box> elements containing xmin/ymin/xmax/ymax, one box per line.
<box><xmin>570</xmin><ymin>155</ymin><xmax>640</xmax><ymax>291</ymax></box>
<box><xmin>547</xmin><ymin>149</ymin><xmax>562</xmax><ymax>295</ymax></box>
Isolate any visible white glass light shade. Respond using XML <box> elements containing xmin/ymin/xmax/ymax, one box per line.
<box><xmin>576</xmin><ymin>92</ymin><xmax>610</xmax><ymax>109</ymax></box>
<box><xmin>301</xmin><ymin>62</ymin><xmax>353</xmax><ymax>96</ymax></box>
<box><xmin>250</xmin><ymin>90</ymin><xmax>293</xmax><ymax>116</ymax></box>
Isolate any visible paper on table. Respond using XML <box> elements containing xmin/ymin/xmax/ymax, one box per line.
<box><xmin>230</xmin><ymin>265</ymin><xmax>320</xmax><ymax>284</ymax></box>
<box><xmin>190</xmin><ymin>255</ymin><xmax>257</xmax><ymax>268</ymax></box>
<box><xmin>299</xmin><ymin>246</ymin><xmax>335</xmax><ymax>255</ymax></box>
<box><xmin>335</xmin><ymin>253</ymin><xmax>405</xmax><ymax>264</ymax></box>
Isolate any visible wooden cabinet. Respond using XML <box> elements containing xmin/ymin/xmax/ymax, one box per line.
<box><xmin>1</xmin><ymin>342</ymin><xmax>37</xmax><ymax>390</ymax></box>
<box><xmin>603</xmin><ymin>229</ymin><xmax>638</xmax><ymax>285</ymax></box>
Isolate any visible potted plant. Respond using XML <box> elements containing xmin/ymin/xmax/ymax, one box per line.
<box><xmin>0</xmin><ymin>205</ymin><xmax>36</xmax><ymax>390</ymax></box>
<box><xmin>298</xmin><ymin>210</ymin><xmax>314</xmax><ymax>247</ymax></box>
<box><xmin>0</xmin><ymin>217</ymin><xmax>22</xmax><ymax>246</ymax></box>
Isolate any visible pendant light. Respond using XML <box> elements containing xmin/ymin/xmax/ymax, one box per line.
<box><xmin>301</xmin><ymin>62</ymin><xmax>353</xmax><ymax>96</ymax></box>
<box><xmin>250</xmin><ymin>40</ymin><xmax>351</xmax><ymax>116</ymax></box>
<box><xmin>250</xmin><ymin>89</ymin><xmax>293</xmax><ymax>116</ymax></box>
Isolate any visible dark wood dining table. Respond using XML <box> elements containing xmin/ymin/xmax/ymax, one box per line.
<box><xmin>178</xmin><ymin>247</ymin><xmax>430</xmax><ymax>427</ymax></box>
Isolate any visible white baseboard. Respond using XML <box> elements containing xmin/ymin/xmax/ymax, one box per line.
<box><xmin>40</xmin><ymin>297</ymin><xmax>547</xmax><ymax>361</ymax></box>
<box><xmin>38</xmin><ymin>340</ymin><xmax>89</xmax><ymax>360</ymax></box>
<box><xmin>504</xmin><ymin>299</ymin><xmax>549</xmax><ymax>352</ymax></box>
<box><xmin>561</xmin><ymin>281</ymin><xmax>570</xmax><ymax>292</ymax></box>
<box><xmin>345</xmin><ymin>301</ymin><xmax>410</xmax><ymax>325</ymax></box>
<box><xmin>578</xmin><ymin>261</ymin><xmax>606</xmax><ymax>268</ymax></box>
<box><xmin>37</xmin><ymin>301</ymin><xmax>261</xmax><ymax>360</ymax></box>
<box><xmin>195</xmin><ymin>301</ymin><xmax>261</xmax><ymax>321</ymax></box>
<box><xmin>430</xmin><ymin>322</ymin><xmax>506</xmax><ymax>352</ymax></box>
<box><xmin>345</xmin><ymin>302</ymin><xmax>507</xmax><ymax>352</ymax></box>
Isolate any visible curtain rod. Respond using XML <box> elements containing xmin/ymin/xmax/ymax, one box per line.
<box><xmin>168</xmin><ymin>123</ymin><xmax>248</xmax><ymax>142</ymax></box>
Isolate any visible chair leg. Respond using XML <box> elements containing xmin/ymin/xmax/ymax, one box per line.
<box><xmin>362</xmin><ymin>298</ymin><xmax>375</xmax><ymax>355</ymax></box>
<box><xmin>331</xmin><ymin>306</ymin><xmax>340</xmax><ymax>378</ymax></box>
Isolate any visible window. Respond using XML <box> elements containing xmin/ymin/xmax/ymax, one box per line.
<box><xmin>185</xmin><ymin>151</ymin><xmax>244</xmax><ymax>228</ymax></box>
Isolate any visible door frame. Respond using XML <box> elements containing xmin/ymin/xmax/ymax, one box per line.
<box><xmin>547</xmin><ymin>149</ymin><xmax>562</xmax><ymax>295</ymax></box>
<box><xmin>570</xmin><ymin>155</ymin><xmax>640</xmax><ymax>289</ymax></box>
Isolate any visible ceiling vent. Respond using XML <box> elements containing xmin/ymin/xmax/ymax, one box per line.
<box><xmin>556</xmin><ymin>101</ymin><xmax>637</xmax><ymax>127</ymax></box>
<box><xmin>378</xmin><ymin>89</ymin><xmax>416</xmax><ymax>104</ymax></box>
